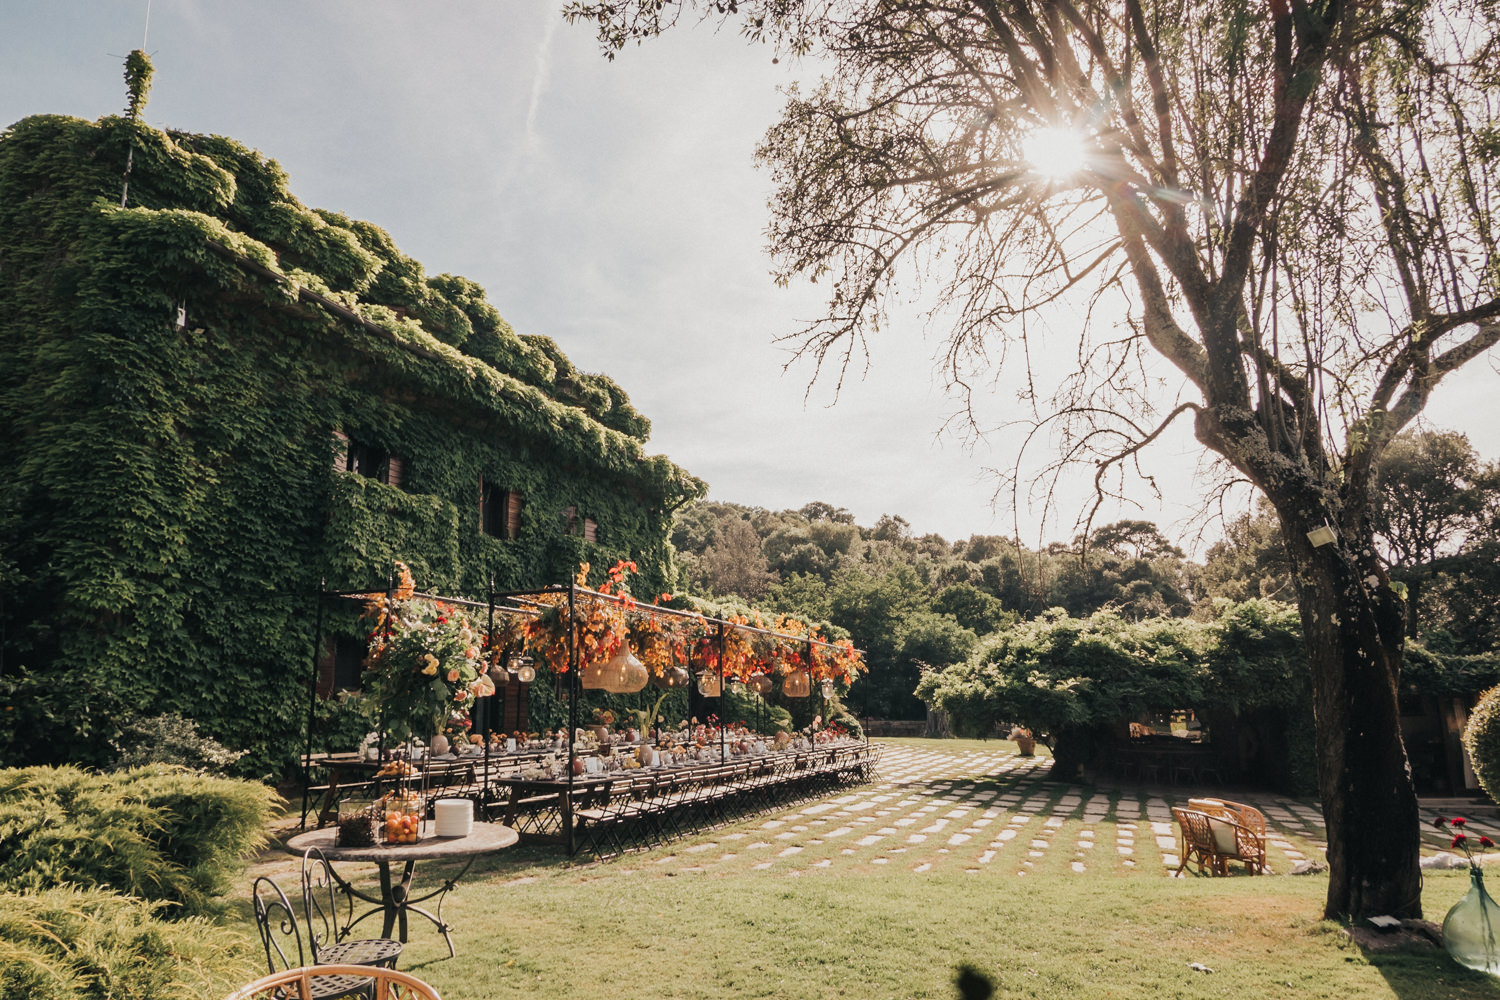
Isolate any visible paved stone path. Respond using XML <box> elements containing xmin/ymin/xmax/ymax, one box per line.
<box><xmin>626</xmin><ymin>741</ymin><xmax>1494</xmax><ymax>879</ymax></box>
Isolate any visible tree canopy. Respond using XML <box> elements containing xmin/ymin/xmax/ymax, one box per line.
<box><xmin>567</xmin><ymin>0</ymin><xmax>1500</xmax><ymax>919</ymax></box>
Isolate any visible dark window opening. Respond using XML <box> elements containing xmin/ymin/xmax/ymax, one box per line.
<box><xmin>481</xmin><ymin>478</ymin><xmax>523</xmax><ymax>539</ymax></box>
<box><xmin>335</xmin><ymin>431</ymin><xmax>404</xmax><ymax>487</ymax></box>
<box><xmin>317</xmin><ymin>634</ymin><xmax>368</xmax><ymax>696</ymax></box>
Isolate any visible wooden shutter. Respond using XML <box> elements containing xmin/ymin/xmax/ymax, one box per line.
<box><xmin>564</xmin><ymin>505</ymin><xmax>578</xmax><ymax>535</ymax></box>
<box><xmin>583</xmin><ymin>518</ymin><xmax>598</xmax><ymax>543</ymax></box>
<box><xmin>505</xmin><ymin>491</ymin><xmax>524</xmax><ymax>539</ymax></box>
<box><xmin>332</xmin><ymin>430</ymin><xmax>349</xmax><ymax>473</ymax></box>
<box><xmin>385</xmin><ymin>456</ymin><xmax>404</xmax><ymax>489</ymax></box>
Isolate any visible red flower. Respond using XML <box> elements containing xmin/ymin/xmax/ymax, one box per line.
<box><xmin>1453</xmin><ymin>816</ymin><xmax>1468</xmax><ymax>827</ymax></box>
<box><xmin>1434</xmin><ymin>816</ymin><xmax>1450</xmax><ymax>828</ymax></box>
<box><xmin>1482</xmin><ymin>837</ymin><xmax>1496</xmax><ymax>849</ymax></box>
<box><xmin>1453</xmin><ymin>833</ymin><xmax>1469</xmax><ymax>849</ymax></box>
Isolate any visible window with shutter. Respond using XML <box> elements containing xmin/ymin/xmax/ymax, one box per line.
<box><xmin>564</xmin><ymin>505</ymin><xmax>578</xmax><ymax>535</ymax></box>
<box><xmin>480</xmin><ymin>479</ymin><xmax>522</xmax><ymax>539</ymax></box>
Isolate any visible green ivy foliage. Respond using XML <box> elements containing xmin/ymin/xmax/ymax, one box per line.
<box><xmin>0</xmin><ymin>112</ymin><xmax>705</xmax><ymax>775</ymax></box>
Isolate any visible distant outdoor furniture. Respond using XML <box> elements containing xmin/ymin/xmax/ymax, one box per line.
<box><xmin>284</xmin><ymin>821</ymin><xmax>518</xmax><ymax>958</ymax></box>
<box><xmin>1112</xmin><ymin>737</ymin><xmax>1225</xmax><ymax>786</ymax></box>
<box><xmin>225</xmin><ymin>964</ymin><xmax>441</xmax><ymax>1000</ymax></box>
<box><xmin>251</xmin><ymin>876</ymin><xmax>399</xmax><ymax>999</ymax></box>
<box><xmin>1172</xmin><ymin>800</ymin><xmax>1268</xmax><ymax>875</ymax></box>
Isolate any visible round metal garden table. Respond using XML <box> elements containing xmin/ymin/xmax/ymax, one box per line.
<box><xmin>285</xmin><ymin>821</ymin><xmax>518</xmax><ymax>958</ymax></box>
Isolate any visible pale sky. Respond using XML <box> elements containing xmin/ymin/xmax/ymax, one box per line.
<box><xmin>3</xmin><ymin>1</ymin><xmax>1495</xmax><ymax>550</ymax></box>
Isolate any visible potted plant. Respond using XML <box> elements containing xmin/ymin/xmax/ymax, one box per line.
<box><xmin>1009</xmin><ymin>726</ymin><xmax>1036</xmax><ymax>756</ymax></box>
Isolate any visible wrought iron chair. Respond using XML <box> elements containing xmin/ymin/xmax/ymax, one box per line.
<box><xmin>251</xmin><ymin>877</ymin><xmax>373</xmax><ymax>1000</ymax></box>
<box><xmin>225</xmin><ymin>963</ymin><xmax>441</xmax><ymax>1000</ymax></box>
<box><xmin>301</xmin><ymin>848</ymin><xmax>404</xmax><ymax>968</ymax></box>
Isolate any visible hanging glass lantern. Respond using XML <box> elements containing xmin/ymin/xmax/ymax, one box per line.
<box><xmin>697</xmin><ymin>671</ymin><xmax>722</xmax><ymax>697</ymax></box>
<box><xmin>820</xmin><ymin>678</ymin><xmax>836</xmax><ymax>700</ymax></box>
<box><xmin>749</xmin><ymin>674</ymin><xmax>773</xmax><ymax>697</ymax></box>
<box><xmin>783</xmin><ymin>668</ymin><xmax>811</xmax><ymax>698</ymax></box>
<box><xmin>508</xmin><ymin>653</ymin><xmax>536</xmax><ymax>684</ymax></box>
<box><xmin>653</xmin><ymin>665</ymin><xmax>690</xmax><ymax>689</ymax></box>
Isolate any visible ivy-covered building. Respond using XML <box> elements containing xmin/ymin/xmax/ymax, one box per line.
<box><xmin>0</xmin><ymin>109</ymin><xmax>705</xmax><ymax>772</ymax></box>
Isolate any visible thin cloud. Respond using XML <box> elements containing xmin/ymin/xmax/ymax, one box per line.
<box><xmin>496</xmin><ymin>7</ymin><xmax>558</xmax><ymax>200</ymax></box>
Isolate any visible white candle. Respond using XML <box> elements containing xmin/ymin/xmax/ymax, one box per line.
<box><xmin>433</xmin><ymin>798</ymin><xmax>473</xmax><ymax>838</ymax></box>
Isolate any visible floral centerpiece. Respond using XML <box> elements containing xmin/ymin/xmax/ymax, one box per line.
<box><xmin>361</xmin><ymin>562</ymin><xmax>494</xmax><ymax>742</ymax></box>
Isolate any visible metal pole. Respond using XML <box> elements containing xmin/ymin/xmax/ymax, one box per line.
<box><xmin>566</xmin><ymin>581</ymin><xmax>578</xmax><ymax>855</ymax></box>
<box><xmin>375</xmin><ymin>572</ymin><xmax>395</xmax><ymax>764</ymax></box>
<box><xmin>484</xmin><ymin>576</ymin><xmax>494</xmax><ymax>814</ymax></box>
<box><xmin>717</xmin><ymin>623</ymin><xmax>727</xmax><ymax>763</ymax></box>
<box><xmin>299</xmin><ymin>580</ymin><xmax>327</xmax><ymax>829</ymax></box>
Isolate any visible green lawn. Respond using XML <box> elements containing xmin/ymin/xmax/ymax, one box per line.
<box><xmin>238</xmin><ymin>739</ymin><xmax>1500</xmax><ymax>1000</ymax></box>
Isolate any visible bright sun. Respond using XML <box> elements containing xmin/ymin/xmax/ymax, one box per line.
<box><xmin>1021</xmin><ymin>125</ymin><xmax>1090</xmax><ymax>180</ymax></box>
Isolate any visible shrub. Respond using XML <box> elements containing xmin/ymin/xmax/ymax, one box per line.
<box><xmin>1463</xmin><ymin>685</ymin><xmax>1500</xmax><ymax>803</ymax></box>
<box><xmin>0</xmin><ymin>886</ymin><xmax>257</xmax><ymax>1000</ymax></box>
<box><xmin>0</xmin><ymin>765</ymin><xmax>276</xmax><ymax>916</ymax></box>
<box><xmin>110</xmin><ymin>714</ymin><xmax>247</xmax><ymax>774</ymax></box>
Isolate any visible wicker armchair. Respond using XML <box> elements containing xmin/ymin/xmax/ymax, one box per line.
<box><xmin>1172</xmin><ymin>805</ymin><xmax>1267</xmax><ymax>876</ymax></box>
<box><xmin>226</xmin><ymin>964</ymin><xmax>441</xmax><ymax>1000</ymax></box>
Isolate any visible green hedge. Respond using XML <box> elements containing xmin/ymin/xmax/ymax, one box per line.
<box><xmin>0</xmin><ymin>766</ymin><xmax>276</xmax><ymax>916</ymax></box>
<box><xmin>1464</xmin><ymin>686</ymin><xmax>1500</xmax><ymax>804</ymax></box>
<box><xmin>0</xmin><ymin>886</ymin><xmax>256</xmax><ymax>1000</ymax></box>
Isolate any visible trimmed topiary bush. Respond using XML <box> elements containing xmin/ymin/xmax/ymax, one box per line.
<box><xmin>0</xmin><ymin>886</ymin><xmax>257</xmax><ymax>1000</ymax></box>
<box><xmin>0</xmin><ymin>765</ymin><xmax>276</xmax><ymax>916</ymax></box>
<box><xmin>1463</xmin><ymin>684</ymin><xmax>1500</xmax><ymax>804</ymax></box>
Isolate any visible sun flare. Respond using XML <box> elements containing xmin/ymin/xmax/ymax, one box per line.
<box><xmin>1021</xmin><ymin>125</ymin><xmax>1090</xmax><ymax>180</ymax></box>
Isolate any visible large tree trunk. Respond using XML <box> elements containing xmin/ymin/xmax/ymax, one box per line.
<box><xmin>1282</xmin><ymin>516</ymin><xmax>1422</xmax><ymax>919</ymax></box>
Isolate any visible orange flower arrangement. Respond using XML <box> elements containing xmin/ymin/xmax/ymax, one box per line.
<box><xmin>523</xmin><ymin>561</ymin><xmax>641</xmax><ymax>673</ymax></box>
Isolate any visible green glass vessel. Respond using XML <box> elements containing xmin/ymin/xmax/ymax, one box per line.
<box><xmin>1444</xmin><ymin>867</ymin><xmax>1500</xmax><ymax>974</ymax></box>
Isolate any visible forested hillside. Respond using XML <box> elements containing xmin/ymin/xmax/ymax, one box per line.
<box><xmin>674</xmin><ymin>430</ymin><xmax>1500</xmax><ymax>720</ymax></box>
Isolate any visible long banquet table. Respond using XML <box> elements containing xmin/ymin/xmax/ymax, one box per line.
<box><xmin>302</xmin><ymin>740</ymin><xmax>880</xmax><ymax>855</ymax></box>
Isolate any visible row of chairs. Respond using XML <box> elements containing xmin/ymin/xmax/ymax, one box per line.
<box><xmin>573</xmin><ymin>746</ymin><xmax>878</xmax><ymax>858</ymax></box>
<box><xmin>252</xmin><ymin>848</ymin><xmax>403</xmax><ymax>999</ymax></box>
<box><xmin>1113</xmin><ymin>749</ymin><xmax>1227</xmax><ymax>786</ymax></box>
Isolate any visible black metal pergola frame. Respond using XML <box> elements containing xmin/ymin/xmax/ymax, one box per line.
<box><xmin>302</xmin><ymin>578</ymin><xmax>866</xmax><ymax>853</ymax></box>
